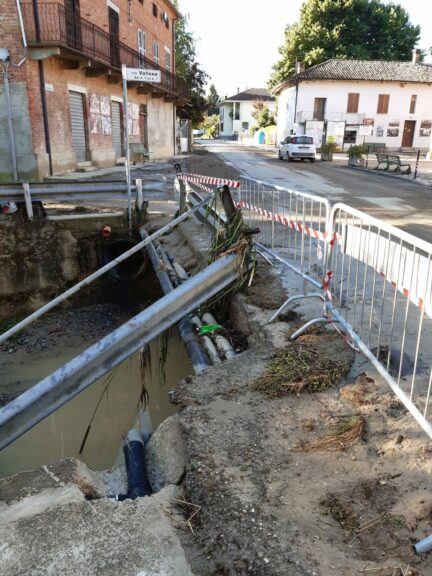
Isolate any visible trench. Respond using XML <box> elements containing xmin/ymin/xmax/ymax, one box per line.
<box><xmin>0</xmin><ymin>234</ymin><xmax>193</xmax><ymax>479</ymax></box>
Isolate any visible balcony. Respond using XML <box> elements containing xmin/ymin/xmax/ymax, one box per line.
<box><xmin>22</xmin><ymin>2</ymin><xmax>191</xmax><ymax>103</ymax></box>
<box><xmin>296</xmin><ymin>111</ymin><xmax>365</xmax><ymax>125</ymax></box>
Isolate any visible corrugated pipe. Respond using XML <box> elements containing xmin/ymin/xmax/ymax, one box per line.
<box><xmin>121</xmin><ymin>429</ymin><xmax>152</xmax><ymax>499</ymax></box>
<box><xmin>140</xmin><ymin>228</ymin><xmax>211</xmax><ymax>375</ymax></box>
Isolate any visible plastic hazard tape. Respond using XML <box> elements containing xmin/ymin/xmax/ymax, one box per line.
<box><xmin>235</xmin><ymin>201</ymin><xmax>330</xmax><ymax>243</ymax></box>
<box><xmin>189</xmin><ymin>180</ymin><xmax>214</xmax><ymax>195</ymax></box>
<box><xmin>178</xmin><ymin>172</ymin><xmax>240</xmax><ymax>189</ymax></box>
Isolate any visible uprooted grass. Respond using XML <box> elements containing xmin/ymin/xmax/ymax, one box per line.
<box><xmin>320</xmin><ymin>492</ymin><xmax>360</xmax><ymax>532</ymax></box>
<box><xmin>251</xmin><ymin>344</ymin><xmax>352</xmax><ymax>397</ymax></box>
<box><xmin>298</xmin><ymin>415</ymin><xmax>366</xmax><ymax>452</ymax></box>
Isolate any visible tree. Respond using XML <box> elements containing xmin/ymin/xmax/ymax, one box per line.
<box><xmin>252</xmin><ymin>102</ymin><xmax>276</xmax><ymax>129</ymax></box>
<box><xmin>173</xmin><ymin>0</ymin><xmax>208</xmax><ymax>125</ymax></box>
<box><xmin>269</xmin><ymin>0</ymin><xmax>420</xmax><ymax>87</ymax></box>
<box><xmin>206</xmin><ymin>83</ymin><xmax>220</xmax><ymax>116</ymax></box>
<box><xmin>202</xmin><ymin>114</ymin><xmax>220</xmax><ymax>138</ymax></box>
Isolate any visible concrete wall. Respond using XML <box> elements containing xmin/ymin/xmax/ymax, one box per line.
<box><xmin>277</xmin><ymin>79</ymin><xmax>432</xmax><ymax>149</ymax></box>
<box><xmin>0</xmin><ymin>212</ymin><xmax>126</xmax><ymax>318</ymax></box>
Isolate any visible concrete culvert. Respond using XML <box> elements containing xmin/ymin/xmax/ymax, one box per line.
<box><xmin>104</xmin><ymin>237</ymin><xmax>148</xmax><ymax>281</ymax></box>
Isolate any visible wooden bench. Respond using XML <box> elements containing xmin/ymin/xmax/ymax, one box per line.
<box><xmin>129</xmin><ymin>143</ymin><xmax>152</xmax><ymax>163</ymax></box>
<box><xmin>375</xmin><ymin>153</ymin><xmax>411</xmax><ymax>175</ymax></box>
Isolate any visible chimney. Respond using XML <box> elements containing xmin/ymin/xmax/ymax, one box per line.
<box><xmin>237</xmin><ymin>87</ymin><xmax>240</xmax><ymax>94</ymax></box>
<box><xmin>296</xmin><ymin>61</ymin><xmax>305</xmax><ymax>74</ymax></box>
<box><xmin>412</xmin><ymin>49</ymin><xmax>421</xmax><ymax>64</ymax></box>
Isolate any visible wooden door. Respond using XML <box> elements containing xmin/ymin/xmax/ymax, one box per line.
<box><xmin>109</xmin><ymin>8</ymin><xmax>120</xmax><ymax>68</ymax></box>
<box><xmin>402</xmin><ymin>121</ymin><xmax>415</xmax><ymax>147</ymax></box>
<box><xmin>64</xmin><ymin>0</ymin><xmax>81</xmax><ymax>49</ymax></box>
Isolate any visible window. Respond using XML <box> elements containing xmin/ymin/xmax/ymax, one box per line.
<box><xmin>347</xmin><ymin>93</ymin><xmax>359</xmax><ymax>113</ymax></box>
<box><xmin>377</xmin><ymin>94</ymin><xmax>390</xmax><ymax>114</ymax></box>
<box><xmin>242</xmin><ymin>122</ymin><xmax>249</xmax><ymax>130</ymax></box>
<box><xmin>220</xmin><ymin>123</ymin><xmax>224</xmax><ymax>132</ymax></box>
<box><xmin>313</xmin><ymin>98</ymin><xmax>326</xmax><ymax>121</ymax></box>
<box><xmin>164</xmin><ymin>47</ymin><xmax>171</xmax><ymax>71</ymax></box>
<box><xmin>290</xmin><ymin>136</ymin><xmax>314</xmax><ymax>144</ymax></box>
<box><xmin>410</xmin><ymin>95</ymin><xmax>417</xmax><ymax>114</ymax></box>
<box><xmin>153</xmin><ymin>41</ymin><xmax>159</xmax><ymax>65</ymax></box>
<box><xmin>137</xmin><ymin>30</ymin><xmax>146</xmax><ymax>68</ymax></box>
<box><xmin>152</xmin><ymin>3</ymin><xmax>158</xmax><ymax>17</ymax></box>
<box><xmin>220</xmin><ymin>108</ymin><xmax>224</xmax><ymax>119</ymax></box>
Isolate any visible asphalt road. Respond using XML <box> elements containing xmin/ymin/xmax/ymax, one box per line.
<box><xmin>198</xmin><ymin>140</ymin><xmax>432</xmax><ymax>243</ymax></box>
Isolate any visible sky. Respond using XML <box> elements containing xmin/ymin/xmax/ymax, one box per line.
<box><xmin>177</xmin><ymin>0</ymin><xmax>432</xmax><ymax>98</ymax></box>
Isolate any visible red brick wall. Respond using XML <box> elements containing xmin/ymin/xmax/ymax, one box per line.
<box><xmin>0</xmin><ymin>0</ymin><xmax>28</xmax><ymax>82</ymax></box>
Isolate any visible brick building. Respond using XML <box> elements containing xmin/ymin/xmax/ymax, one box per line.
<box><xmin>0</xmin><ymin>0</ymin><xmax>190</xmax><ymax>181</ymax></box>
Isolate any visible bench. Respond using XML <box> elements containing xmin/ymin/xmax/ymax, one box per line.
<box><xmin>375</xmin><ymin>153</ymin><xmax>411</xmax><ymax>175</ymax></box>
<box><xmin>129</xmin><ymin>143</ymin><xmax>152</xmax><ymax>163</ymax></box>
<box><xmin>365</xmin><ymin>143</ymin><xmax>386</xmax><ymax>153</ymax></box>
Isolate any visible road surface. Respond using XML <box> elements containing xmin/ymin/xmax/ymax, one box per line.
<box><xmin>198</xmin><ymin>140</ymin><xmax>432</xmax><ymax>243</ymax></box>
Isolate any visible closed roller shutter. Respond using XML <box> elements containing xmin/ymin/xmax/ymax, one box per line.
<box><xmin>112</xmin><ymin>101</ymin><xmax>122</xmax><ymax>158</ymax></box>
<box><xmin>69</xmin><ymin>91</ymin><xmax>87</xmax><ymax>162</ymax></box>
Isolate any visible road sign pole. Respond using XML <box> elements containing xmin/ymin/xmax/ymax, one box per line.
<box><xmin>122</xmin><ymin>64</ymin><xmax>132</xmax><ymax>235</ymax></box>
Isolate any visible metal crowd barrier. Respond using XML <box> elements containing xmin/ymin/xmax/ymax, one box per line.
<box><xmin>235</xmin><ymin>176</ymin><xmax>432</xmax><ymax>439</ymax></box>
<box><xmin>327</xmin><ymin>204</ymin><xmax>432</xmax><ymax>438</ymax></box>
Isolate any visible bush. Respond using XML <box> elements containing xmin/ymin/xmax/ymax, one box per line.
<box><xmin>348</xmin><ymin>145</ymin><xmax>366</xmax><ymax>158</ymax></box>
<box><xmin>321</xmin><ymin>140</ymin><xmax>338</xmax><ymax>154</ymax></box>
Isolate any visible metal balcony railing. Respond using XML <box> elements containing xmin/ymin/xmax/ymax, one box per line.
<box><xmin>22</xmin><ymin>2</ymin><xmax>190</xmax><ymax>101</ymax></box>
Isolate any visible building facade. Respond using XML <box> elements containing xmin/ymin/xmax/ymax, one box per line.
<box><xmin>273</xmin><ymin>59</ymin><xmax>432</xmax><ymax>151</ymax></box>
<box><xmin>0</xmin><ymin>0</ymin><xmax>190</xmax><ymax>181</ymax></box>
<box><xmin>219</xmin><ymin>88</ymin><xmax>276</xmax><ymax>140</ymax></box>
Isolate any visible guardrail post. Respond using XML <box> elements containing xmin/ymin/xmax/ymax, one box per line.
<box><xmin>135</xmin><ymin>178</ymin><xmax>144</xmax><ymax>211</ymax></box>
<box><xmin>413</xmin><ymin>149</ymin><xmax>420</xmax><ymax>180</ymax></box>
<box><xmin>174</xmin><ymin>163</ymin><xmax>187</xmax><ymax>214</ymax></box>
<box><xmin>22</xmin><ymin>182</ymin><xmax>34</xmax><ymax>220</ymax></box>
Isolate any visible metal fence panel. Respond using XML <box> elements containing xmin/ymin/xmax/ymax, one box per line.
<box><xmin>328</xmin><ymin>203</ymin><xmax>432</xmax><ymax>437</ymax></box>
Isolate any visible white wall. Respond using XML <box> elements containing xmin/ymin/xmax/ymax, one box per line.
<box><xmin>277</xmin><ymin>79</ymin><xmax>432</xmax><ymax>149</ymax></box>
<box><xmin>220</xmin><ymin>99</ymin><xmax>276</xmax><ymax>138</ymax></box>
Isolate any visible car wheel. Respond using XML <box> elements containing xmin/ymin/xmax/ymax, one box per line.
<box><xmin>310</xmin><ymin>158</ymin><xmax>316</xmax><ymax>163</ymax></box>
<box><xmin>286</xmin><ymin>154</ymin><xmax>291</xmax><ymax>162</ymax></box>
<box><xmin>278</xmin><ymin>152</ymin><xmax>283</xmax><ymax>160</ymax></box>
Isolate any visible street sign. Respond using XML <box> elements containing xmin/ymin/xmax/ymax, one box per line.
<box><xmin>123</xmin><ymin>67</ymin><xmax>161</xmax><ymax>83</ymax></box>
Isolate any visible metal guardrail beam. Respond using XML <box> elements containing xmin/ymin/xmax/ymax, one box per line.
<box><xmin>0</xmin><ymin>254</ymin><xmax>240</xmax><ymax>450</ymax></box>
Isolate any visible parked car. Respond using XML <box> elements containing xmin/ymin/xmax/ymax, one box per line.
<box><xmin>278</xmin><ymin>135</ymin><xmax>316</xmax><ymax>162</ymax></box>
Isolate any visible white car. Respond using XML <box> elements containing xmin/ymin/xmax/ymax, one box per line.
<box><xmin>278</xmin><ymin>135</ymin><xmax>316</xmax><ymax>162</ymax></box>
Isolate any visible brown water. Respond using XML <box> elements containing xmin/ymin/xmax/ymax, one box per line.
<box><xmin>0</xmin><ymin>331</ymin><xmax>192</xmax><ymax>479</ymax></box>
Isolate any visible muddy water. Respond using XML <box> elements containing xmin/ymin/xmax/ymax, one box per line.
<box><xmin>0</xmin><ymin>331</ymin><xmax>192</xmax><ymax>479</ymax></box>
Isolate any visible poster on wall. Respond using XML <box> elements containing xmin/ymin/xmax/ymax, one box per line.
<box><xmin>420</xmin><ymin>120</ymin><xmax>432</xmax><ymax>137</ymax></box>
<box><xmin>326</xmin><ymin>121</ymin><xmax>346</xmax><ymax>149</ymax></box>
<box><xmin>305</xmin><ymin>120</ymin><xmax>324</xmax><ymax>148</ymax></box>
<box><xmin>127</xmin><ymin>103</ymin><xmax>140</xmax><ymax>136</ymax></box>
<box><xmin>376</xmin><ymin>126</ymin><xmax>384</xmax><ymax>137</ymax></box>
<box><xmin>89</xmin><ymin>93</ymin><xmax>111</xmax><ymax>134</ymax></box>
<box><xmin>90</xmin><ymin>114</ymin><xmax>101</xmax><ymax>135</ymax></box>
<box><xmin>359</xmin><ymin>118</ymin><xmax>374</xmax><ymax>136</ymax></box>
<box><xmin>387</xmin><ymin>120</ymin><xmax>400</xmax><ymax>138</ymax></box>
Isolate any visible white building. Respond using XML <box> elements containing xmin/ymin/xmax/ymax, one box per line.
<box><xmin>273</xmin><ymin>58</ymin><xmax>432</xmax><ymax>151</ymax></box>
<box><xmin>219</xmin><ymin>88</ymin><xmax>276</xmax><ymax>140</ymax></box>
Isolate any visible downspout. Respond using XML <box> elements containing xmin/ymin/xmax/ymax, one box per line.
<box><xmin>172</xmin><ymin>16</ymin><xmax>177</xmax><ymax>156</ymax></box>
<box><xmin>293</xmin><ymin>77</ymin><xmax>299</xmax><ymax>134</ymax></box>
<box><xmin>32</xmin><ymin>0</ymin><xmax>53</xmax><ymax>175</ymax></box>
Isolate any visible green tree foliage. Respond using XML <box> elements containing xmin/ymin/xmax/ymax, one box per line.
<box><xmin>173</xmin><ymin>1</ymin><xmax>209</xmax><ymax>125</ymax></box>
<box><xmin>269</xmin><ymin>0</ymin><xmax>421</xmax><ymax>87</ymax></box>
<box><xmin>202</xmin><ymin>114</ymin><xmax>220</xmax><ymax>138</ymax></box>
<box><xmin>252</xmin><ymin>102</ymin><xmax>276</xmax><ymax>129</ymax></box>
<box><xmin>206</xmin><ymin>83</ymin><xmax>220</xmax><ymax>116</ymax></box>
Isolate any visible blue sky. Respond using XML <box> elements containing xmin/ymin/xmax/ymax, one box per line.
<box><xmin>178</xmin><ymin>0</ymin><xmax>432</xmax><ymax>98</ymax></box>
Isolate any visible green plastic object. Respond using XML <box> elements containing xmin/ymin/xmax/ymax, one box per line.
<box><xmin>198</xmin><ymin>324</ymin><xmax>222</xmax><ymax>335</ymax></box>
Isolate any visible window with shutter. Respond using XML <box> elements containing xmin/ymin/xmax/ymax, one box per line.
<box><xmin>313</xmin><ymin>98</ymin><xmax>326</xmax><ymax>121</ymax></box>
<box><xmin>377</xmin><ymin>94</ymin><xmax>390</xmax><ymax>114</ymax></box>
<box><xmin>410</xmin><ymin>95</ymin><xmax>417</xmax><ymax>114</ymax></box>
<box><xmin>347</xmin><ymin>93</ymin><xmax>359</xmax><ymax>113</ymax></box>
<box><xmin>153</xmin><ymin>41</ymin><xmax>159</xmax><ymax>65</ymax></box>
<box><xmin>138</xmin><ymin>30</ymin><xmax>145</xmax><ymax>68</ymax></box>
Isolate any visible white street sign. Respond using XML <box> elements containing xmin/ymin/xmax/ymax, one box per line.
<box><xmin>123</xmin><ymin>67</ymin><xmax>161</xmax><ymax>83</ymax></box>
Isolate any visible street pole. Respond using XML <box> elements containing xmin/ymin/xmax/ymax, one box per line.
<box><xmin>122</xmin><ymin>64</ymin><xmax>132</xmax><ymax>235</ymax></box>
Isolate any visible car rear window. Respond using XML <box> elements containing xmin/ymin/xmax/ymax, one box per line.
<box><xmin>291</xmin><ymin>136</ymin><xmax>313</xmax><ymax>144</ymax></box>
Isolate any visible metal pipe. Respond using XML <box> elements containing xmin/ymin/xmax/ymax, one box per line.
<box><xmin>140</xmin><ymin>228</ymin><xmax>211</xmax><ymax>375</ymax></box>
<box><xmin>38</xmin><ymin>61</ymin><xmax>53</xmax><ymax>175</ymax></box>
<box><xmin>0</xmin><ymin>192</ymin><xmax>215</xmax><ymax>345</ymax></box>
<box><xmin>122</xmin><ymin>64</ymin><xmax>132</xmax><ymax>235</ymax></box>
<box><xmin>414</xmin><ymin>534</ymin><xmax>432</xmax><ymax>554</ymax></box>
<box><xmin>3</xmin><ymin>71</ymin><xmax>18</xmax><ymax>182</ymax></box>
<box><xmin>15</xmin><ymin>0</ymin><xmax>28</xmax><ymax>49</ymax></box>
<box><xmin>0</xmin><ymin>253</ymin><xmax>240</xmax><ymax>450</ymax></box>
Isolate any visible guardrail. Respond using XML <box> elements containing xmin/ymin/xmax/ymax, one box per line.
<box><xmin>0</xmin><ymin>178</ymin><xmax>167</xmax><ymax>219</ymax></box>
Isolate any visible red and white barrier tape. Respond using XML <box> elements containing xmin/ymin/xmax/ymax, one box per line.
<box><xmin>235</xmin><ymin>200</ymin><xmax>330</xmax><ymax>243</ymax></box>
<box><xmin>178</xmin><ymin>172</ymin><xmax>240</xmax><ymax>189</ymax></box>
<box><xmin>188</xmin><ymin>180</ymin><xmax>214</xmax><ymax>195</ymax></box>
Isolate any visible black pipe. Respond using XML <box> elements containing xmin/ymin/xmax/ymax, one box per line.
<box><xmin>123</xmin><ymin>430</ymin><xmax>152</xmax><ymax>499</ymax></box>
<box><xmin>33</xmin><ymin>0</ymin><xmax>53</xmax><ymax>175</ymax></box>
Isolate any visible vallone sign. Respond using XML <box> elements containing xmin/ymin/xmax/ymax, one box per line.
<box><xmin>123</xmin><ymin>67</ymin><xmax>161</xmax><ymax>83</ymax></box>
